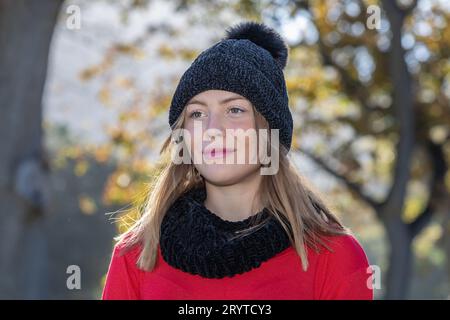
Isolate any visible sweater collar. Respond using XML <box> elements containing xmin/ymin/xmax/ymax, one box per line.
<box><xmin>159</xmin><ymin>184</ymin><xmax>291</xmax><ymax>278</ymax></box>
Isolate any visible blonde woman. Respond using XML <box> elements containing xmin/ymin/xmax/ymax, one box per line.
<box><xmin>102</xmin><ymin>21</ymin><xmax>373</xmax><ymax>300</ymax></box>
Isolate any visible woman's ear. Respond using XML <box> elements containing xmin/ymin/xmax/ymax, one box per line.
<box><xmin>174</xmin><ymin>134</ymin><xmax>183</xmax><ymax>144</ymax></box>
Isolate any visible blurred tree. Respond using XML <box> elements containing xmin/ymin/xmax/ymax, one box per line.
<box><xmin>0</xmin><ymin>0</ymin><xmax>62</xmax><ymax>298</ymax></box>
<box><xmin>265</xmin><ymin>0</ymin><xmax>449</xmax><ymax>299</ymax></box>
<box><xmin>305</xmin><ymin>0</ymin><xmax>449</xmax><ymax>299</ymax></box>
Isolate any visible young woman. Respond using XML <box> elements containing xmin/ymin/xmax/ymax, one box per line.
<box><xmin>102</xmin><ymin>21</ymin><xmax>373</xmax><ymax>300</ymax></box>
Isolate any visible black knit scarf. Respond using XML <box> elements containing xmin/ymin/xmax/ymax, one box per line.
<box><xmin>159</xmin><ymin>185</ymin><xmax>291</xmax><ymax>278</ymax></box>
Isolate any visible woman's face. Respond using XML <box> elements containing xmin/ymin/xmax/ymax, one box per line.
<box><xmin>183</xmin><ymin>90</ymin><xmax>262</xmax><ymax>186</ymax></box>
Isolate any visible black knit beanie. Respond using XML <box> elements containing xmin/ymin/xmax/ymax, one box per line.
<box><xmin>168</xmin><ymin>21</ymin><xmax>294</xmax><ymax>151</ymax></box>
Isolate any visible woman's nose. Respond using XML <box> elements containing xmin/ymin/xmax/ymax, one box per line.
<box><xmin>205</xmin><ymin>112</ymin><xmax>225</xmax><ymax>140</ymax></box>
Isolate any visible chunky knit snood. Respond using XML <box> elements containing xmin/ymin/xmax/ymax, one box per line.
<box><xmin>159</xmin><ymin>185</ymin><xmax>292</xmax><ymax>279</ymax></box>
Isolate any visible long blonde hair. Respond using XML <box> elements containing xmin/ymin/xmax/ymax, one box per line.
<box><xmin>114</xmin><ymin>106</ymin><xmax>350</xmax><ymax>272</ymax></box>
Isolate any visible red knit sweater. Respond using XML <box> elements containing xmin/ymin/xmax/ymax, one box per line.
<box><xmin>102</xmin><ymin>233</ymin><xmax>373</xmax><ymax>300</ymax></box>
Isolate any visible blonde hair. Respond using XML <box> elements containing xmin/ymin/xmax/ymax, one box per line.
<box><xmin>114</xmin><ymin>106</ymin><xmax>350</xmax><ymax>272</ymax></box>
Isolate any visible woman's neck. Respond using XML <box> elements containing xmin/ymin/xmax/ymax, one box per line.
<box><xmin>203</xmin><ymin>171</ymin><xmax>264</xmax><ymax>222</ymax></box>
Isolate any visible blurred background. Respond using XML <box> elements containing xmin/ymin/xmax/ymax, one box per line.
<box><xmin>0</xmin><ymin>0</ymin><xmax>449</xmax><ymax>300</ymax></box>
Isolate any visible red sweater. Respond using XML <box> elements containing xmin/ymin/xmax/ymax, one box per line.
<box><xmin>102</xmin><ymin>234</ymin><xmax>373</xmax><ymax>300</ymax></box>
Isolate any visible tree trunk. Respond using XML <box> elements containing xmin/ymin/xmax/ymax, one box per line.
<box><xmin>0</xmin><ymin>0</ymin><xmax>62</xmax><ymax>298</ymax></box>
<box><xmin>380</xmin><ymin>0</ymin><xmax>416</xmax><ymax>299</ymax></box>
<box><xmin>383</xmin><ymin>216</ymin><xmax>413</xmax><ymax>299</ymax></box>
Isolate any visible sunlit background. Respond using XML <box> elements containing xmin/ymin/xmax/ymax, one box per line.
<box><xmin>1</xmin><ymin>0</ymin><xmax>449</xmax><ymax>299</ymax></box>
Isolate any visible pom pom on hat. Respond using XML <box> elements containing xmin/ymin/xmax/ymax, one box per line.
<box><xmin>224</xmin><ymin>21</ymin><xmax>289</xmax><ymax>69</ymax></box>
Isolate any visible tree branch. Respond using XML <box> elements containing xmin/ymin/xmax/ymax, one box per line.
<box><xmin>301</xmin><ymin>0</ymin><xmax>380</xmax><ymax>119</ymax></box>
<box><xmin>409</xmin><ymin>140</ymin><xmax>447</xmax><ymax>237</ymax></box>
<box><xmin>394</xmin><ymin>0</ymin><xmax>418</xmax><ymax>16</ymax></box>
<box><xmin>298</xmin><ymin>147</ymin><xmax>380</xmax><ymax>210</ymax></box>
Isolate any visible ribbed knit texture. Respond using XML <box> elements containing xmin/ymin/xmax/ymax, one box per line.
<box><xmin>159</xmin><ymin>185</ymin><xmax>291</xmax><ymax>279</ymax></box>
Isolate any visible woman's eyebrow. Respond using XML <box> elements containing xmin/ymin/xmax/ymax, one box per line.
<box><xmin>186</xmin><ymin>95</ymin><xmax>246</xmax><ymax>106</ymax></box>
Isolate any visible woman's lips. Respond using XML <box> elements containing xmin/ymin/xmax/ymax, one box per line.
<box><xmin>203</xmin><ymin>148</ymin><xmax>236</xmax><ymax>159</ymax></box>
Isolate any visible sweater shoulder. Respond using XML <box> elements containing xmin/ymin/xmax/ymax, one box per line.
<box><xmin>318</xmin><ymin>233</ymin><xmax>371</xmax><ymax>274</ymax></box>
<box><xmin>112</xmin><ymin>240</ymin><xmax>143</xmax><ymax>270</ymax></box>
<box><xmin>311</xmin><ymin>234</ymin><xmax>373</xmax><ymax>299</ymax></box>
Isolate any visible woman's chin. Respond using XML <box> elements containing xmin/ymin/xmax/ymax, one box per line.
<box><xmin>198</xmin><ymin>166</ymin><xmax>241</xmax><ymax>184</ymax></box>
<box><xmin>197</xmin><ymin>164</ymin><xmax>260</xmax><ymax>186</ymax></box>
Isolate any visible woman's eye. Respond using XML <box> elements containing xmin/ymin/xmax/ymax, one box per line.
<box><xmin>189</xmin><ymin>111</ymin><xmax>203</xmax><ymax>118</ymax></box>
<box><xmin>229</xmin><ymin>107</ymin><xmax>245</xmax><ymax>114</ymax></box>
